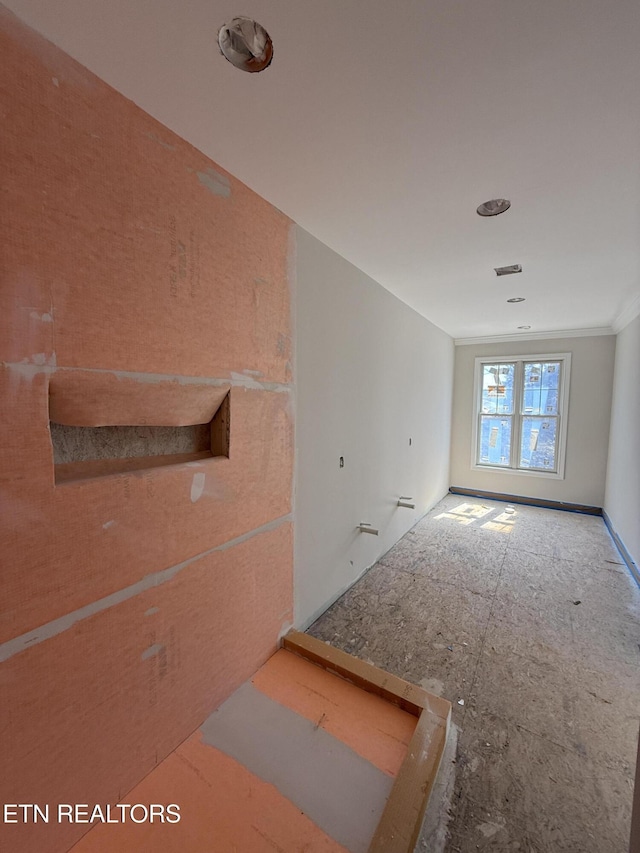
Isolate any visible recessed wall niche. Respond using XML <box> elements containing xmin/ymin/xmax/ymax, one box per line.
<box><xmin>49</xmin><ymin>373</ymin><xmax>230</xmax><ymax>484</ymax></box>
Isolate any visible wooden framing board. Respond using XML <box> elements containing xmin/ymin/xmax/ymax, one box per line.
<box><xmin>282</xmin><ymin>631</ymin><xmax>451</xmax><ymax>853</ymax></box>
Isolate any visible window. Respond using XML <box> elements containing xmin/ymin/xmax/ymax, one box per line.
<box><xmin>471</xmin><ymin>353</ymin><xmax>571</xmax><ymax>478</ymax></box>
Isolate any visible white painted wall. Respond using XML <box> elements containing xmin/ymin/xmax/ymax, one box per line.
<box><xmin>294</xmin><ymin>227</ymin><xmax>454</xmax><ymax>629</ymax></box>
<box><xmin>604</xmin><ymin>314</ymin><xmax>640</xmax><ymax>570</ymax></box>
<box><xmin>450</xmin><ymin>335</ymin><xmax>616</xmax><ymax>506</ymax></box>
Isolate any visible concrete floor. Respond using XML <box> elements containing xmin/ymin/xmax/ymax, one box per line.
<box><xmin>308</xmin><ymin>493</ymin><xmax>640</xmax><ymax>852</ymax></box>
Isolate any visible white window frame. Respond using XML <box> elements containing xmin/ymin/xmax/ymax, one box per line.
<box><xmin>470</xmin><ymin>352</ymin><xmax>571</xmax><ymax>480</ymax></box>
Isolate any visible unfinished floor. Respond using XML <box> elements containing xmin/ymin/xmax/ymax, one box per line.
<box><xmin>308</xmin><ymin>493</ymin><xmax>640</xmax><ymax>852</ymax></box>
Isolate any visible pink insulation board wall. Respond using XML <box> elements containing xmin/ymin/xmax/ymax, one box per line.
<box><xmin>0</xmin><ymin>6</ymin><xmax>295</xmax><ymax>852</ymax></box>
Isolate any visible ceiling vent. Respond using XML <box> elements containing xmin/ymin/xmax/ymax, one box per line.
<box><xmin>495</xmin><ymin>264</ymin><xmax>522</xmax><ymax>276</ymax></box>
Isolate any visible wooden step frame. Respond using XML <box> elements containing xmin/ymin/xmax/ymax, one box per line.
<box><xmin>282</xmin><ymin>630</ymin><xmax>452</xmax><ymax>853</ymax></box>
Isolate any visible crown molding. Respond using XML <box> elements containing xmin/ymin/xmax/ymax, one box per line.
<box><xmin>612</xmin><ymin>292</ymin><xmax>640</xmax><ymax>333</ymax></box>
<box><xmin>454</xmin><ymin>327</ymin><xmax>614</xmax><ymax>346</ymax></box>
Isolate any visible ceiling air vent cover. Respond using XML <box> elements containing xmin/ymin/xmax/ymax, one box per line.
<box><xmin>495</xmin><ymin>264</ymin><xmax>522</xmax><ymax>276</ymax></box>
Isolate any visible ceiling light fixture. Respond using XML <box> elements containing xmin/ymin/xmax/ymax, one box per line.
<box><xmin>218</xmin><ymin>17</ymin><xmax>273</xmax><ymax>72</ymax></box>
<box><xmin>477</xmin><ymin>198</ymin><xmax>511</xmax><ymax>217</ymax></box>
<box><xmin>507</xmin><ymin>297</ymin><xmax>526</xmax><ymax>303</ymax></box>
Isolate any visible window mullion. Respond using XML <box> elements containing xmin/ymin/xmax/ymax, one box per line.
<box><xmin>512</xmin><ymin>360</ymin><xmax>524</xmax><ymax>469</ymax></box>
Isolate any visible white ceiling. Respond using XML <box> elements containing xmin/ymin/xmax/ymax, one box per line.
<box><xmin>5</xmin><ymin>0</ymin><xmax>640</xmax><ymax>340</ymax></box>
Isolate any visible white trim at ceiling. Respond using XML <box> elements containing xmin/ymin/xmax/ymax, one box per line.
<box><xmin>612</xmin><ymin>292</ymin><xmax>640</xmax><ymax>333</ymax></box>
<box><xmin>455</xmin><ymin>327</ymin><xmax>614</xmax><ymax>346</ymax></box>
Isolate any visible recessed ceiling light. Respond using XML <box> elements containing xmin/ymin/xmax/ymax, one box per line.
<box><xmin>507</xmin><ymin>297</ymin><xmax>526</xmax><ymax>303</ymax></box>
<box><xmin>218</xmin><ymin>17</ymin><xmax>273</xmax><ymax>72</ymax></box>
<box><xmin>477</xmin><ymin>198</ymin><xmax>511</xmax><ymax>217</ymax></box>
<box><xmin>517</xmin><ymin>325</ymin><xmax>531</xmax><ymax>330</ymax></box>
